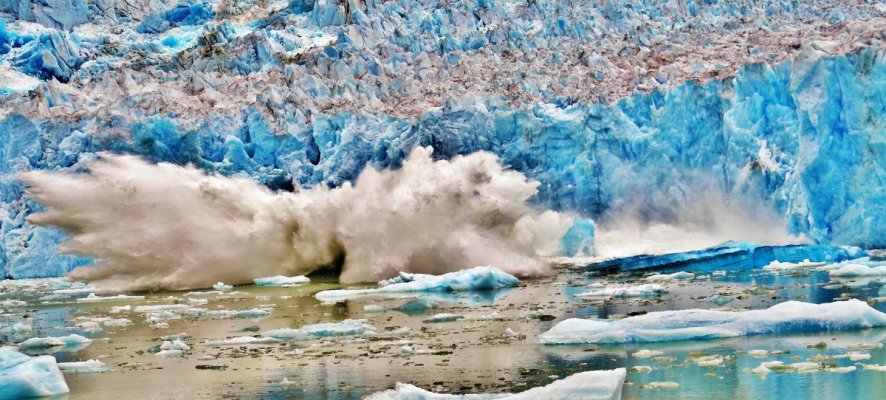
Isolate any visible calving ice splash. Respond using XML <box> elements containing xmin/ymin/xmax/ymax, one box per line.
<box><xmin>21</xmin><ymin>147</ymin><xmax>593</xmax><ymax>292</ymax></box>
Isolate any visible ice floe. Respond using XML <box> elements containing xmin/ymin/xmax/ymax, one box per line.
<box><xmin>315</xmin><ymin>267</ymin><xmax>520</xmax><ymax>302</ymax></box>
<box><xmin>17</xmin><ymin>334</ymin><xmax>92</xmax><ymax>350</ymax></box>
<box><xmin>57</xmin><ymin>359</ymin><xmax>111</xmax><ymax>373</ymax></box>
<box><xmin>253</xmin><ymin>275</ymin><xmax>310</xmax><ymax>287</ymax></box>
<box><xmin>365</xmin><ymin>368</ymin><xmax>626</xmax><ymax>399</ymax></box>
<box><xmin>642</xmin><ymin>272</ymin><xmax>695</xmax><ymax>282</ymax></box>
<box><xmin>575</xmin><ymin>284</ymin><xmax>662</xmax><ymax>298</ymax></box>
<box><xmin>829</xmin><ymin>264</ymin><xmax>886</xmax><ymax>277</ymax></box>
<box><xmin>539</xmin><ymin>300</ymin><xmax>886</xmax><ymax>344</ymax></box>
<box><xmin>263</xmin><ymin>320</ymin><xmax>375</xmax><ymax>340</ymax></box>
<box><xmin>0</xmin><ymin>348</ymin><xmax>69</xmax><ymax>398</ymax></box>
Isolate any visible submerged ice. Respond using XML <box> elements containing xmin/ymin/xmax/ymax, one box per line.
<box><xmin>22</xmin><ymin>148</ymin><xmax>588</xmax><ymax>291</ymax></box>
<box><xmin>539</xmin><ymin>300</ymin><xmax>886</xmax><ymax>344</ymax></box>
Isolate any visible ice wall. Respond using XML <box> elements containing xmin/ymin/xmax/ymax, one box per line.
<box><xmin>0</xmin><ymin>0</ymin><xmax>884</xmax><ymax>278</ymax></box>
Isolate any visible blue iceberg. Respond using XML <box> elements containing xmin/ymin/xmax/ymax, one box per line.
<box><xmin>538</xmin><ymin>299</ymin><xmax>886</xmax><ymax>344</ymax></box>
<box><xmin>0</xmin><ymin>347</ymin><xmax>69</xmax><ymax>398</ymax></box>
<box><xmin>314</xmin><ymin>266</ymin><xmax>520</xmax><ymax>303</ymax></box>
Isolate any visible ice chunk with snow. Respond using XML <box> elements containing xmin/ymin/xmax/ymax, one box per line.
<box><xmin>212</xmin><ymin>282</ymin><xmax>233</xmax><ymax>291</ymax></box>
<box><xmin>539</xmin><ymin>300</ymin><xmax>886</xmax><ymax>344</ymax></box>
<box><xmin>829</xmin><ymin>264</ymin><xmax>886</xmax><ymax>277</ymax></box>
<box><xmin>17</xmin><ymin>334</ymin><xmax>92</xmax><ymax>350</ymax></box>
<box><xmin>575</xmin><ymin>284</ymin><xmax>662</xmax><ymax>298</ymax></box>
<box><xmin>643</xmin><ymin>272</ymin><xmax>695</xmax><ymax>282</ymax></box>
<box><xmin>57</xmin><ymin>359</ymin><xmax>111</xmax><ymax>373</ymax></box>
<box><xmin>422</xmin><ymin>313</ymin><xmax>464</xmax><ymax>323</ymax></box>
<box><xmin>763</xmin><ymin>260</ymin><xmax>826</xmax><ymax>271</ymax></box>
<box><xmin>0</xmin><ymin>348</ymin><xmax>69</xmax><ymax>398</ymax></box>
<box><xmin>263</xmin><ymin>319</ymin><xmax>374</xmax><ymax>340</ymax></box>
<box><xmin>365</xmin><ymin>368</ymin><xmax>626</xmax><ymax>400</ymax></box>
<box><xmin>253</xmin><ymin>275</ymin><xmax>310</xmax><ymax>287</ymax></box>
<box><xmin>315</xmin><ymin>267</ymin><xmax>519</xmax><ymax>303</ymax></box>
<box><xmin>77</xmin><ymin>293</ymin><xmax>145</xmax><ymax>302</ymax></box>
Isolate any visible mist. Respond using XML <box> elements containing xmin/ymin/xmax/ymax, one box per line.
<box><xmin>21</xmin><ymin>147</ymin><xmax>576</xmax><ymax>292</ymax></box>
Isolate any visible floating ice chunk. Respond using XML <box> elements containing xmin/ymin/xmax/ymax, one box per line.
<box><xmin>706</xmin><ymin>295</ymin><xmax>734</xmax><ymax>306</ymax></box>
<box><xmin>103</xmin><ymin>318</ymin><xmax>132</xmax><ymax>327</ymax></box>
<box><xmin>643</xmin><ymin>272</ymin><xmax>695</xmax><ymax>282</ymax></box>
<box><xmin>0</xmin><ymin>348</ymin><xmax>69</xmax><ymax>398</ymax></box>
<box><xmin>201</xmin><ymin>336</ymin><xmax>282</xmax><ymax>346</ymax></box>
<box><xmin>57</xmin><ymin>359</ymin><xmax>111</xmax><ymax>373</ymax></box>
<box><xmin>829</xmin><ymin>264</ymin><xmax>886</xmax><ymax>277</ymax></box>
<box><xmin>693</xmin><ymin>355</ymin><xmax>724</xmax><ymax>367</ymax></box>
<box><xmin>315</xmin><ymin>267</ymin><xmax>520</xmax><ymax>302</ymax></box>
<box><xmin>747</xmin><ymin>349</ymin><xmax>769</xmax><ymax>358</ymax></box>
<box><xmin>365</xmin><ymin>368</ymin><xmax>625</xmax><ymax>400</ymax></box>
<box><xmin>156</xmin><ymin>338</ymin><xmax>190</xmax><ymax>357</ymax></box>
<box><xmin>76</xmin><ymin>321</ymin><xmax>103</xmax><ymax>333</ymax></box>
<box><xmin>632</xmin><ymin>349</ymin><xmax>663</xmax><ymax>358</ymax></box>
<box><xmin>363</xmin><ymin>304</ymin><xmax>387</xmax><ymax>313</ymax></box>
<box><xmin>212</xmin><ymin>282</ymin><xmax>234</xmax><ymax>291</ymax></box>
<box><xmin>631</xmin><ymin>365</ymin><xmax>653</xmax><ymax>373</ymax></box>
<box><xmin>503</xmin><ymin>328</ymin><xmax>519</xmax><ymax>338</ymax></box>
<box><xmin>539</xmin><ymin>300</ymin><xmax>886</xmax><ymax>344</ymax></box>
<box><xmin>763</xmin><ymin>260</ymin><xmax>826</xmax><ymax>272</ymax></box>
<box><xmin>575</xmin><ymin>284</ymin><xmax>662</xmax><ymax>298</ymax></box>
<box><xmin>847</xmin><ymin>342</ymin><xmax>884</xmax><ymax>351</ymax></box>
<box><xmin>263</xmin><ymin>320</ymin><xmax>375</xmax><ymax>340</ymax></box>
<box><xmin>253</xmin><ymin>275</ymin><xmax>310</xmax><ymax>287</ymax></box>
<box><xmin>0</xmin><ymin>322</ymin><xmax>32</xmax><ymax>336</ymax></box>
<box><xmin>77</xmin><ymin>293</ymin><xmax>145</xmax><ymax>302</ymax></box>
<box><xmin>232</xmin><ymin>308</ymin><xmax>271</xmax><ymax>319</ymax></box>
<box><xmin>641</xmin><ymin>382</ymin><xmax>679</xmax><ymax>389</ymax></box>
<box><xmin>422</xmin><ymin>313</ymin><xmax>464</xmax><ymax>323</ymax></box>
<box><xmin>862</xmin><ymin>364</ymin><xmax>886</xmax><ymax>371</ymax></box>
<box><xmin>134</xmin><ymin>304</ymin><xmax>191</xmax><ymax>313</ymax></box>
<box><xmin>110</xmin><ymin>305</ymin><xmax>131</xmax><ymax>313</ymax></box>
<box><xmin>18</xmin><ymin>334</ymin><xmax>92</xmax><ymax>350</ymax></box>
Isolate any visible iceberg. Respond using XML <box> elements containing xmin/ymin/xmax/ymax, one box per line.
<box><xmin>0</xmin><ymin>348</ymin><xmax>69</xmax><ymax>398</ymax></box>
<box><xmin>17</xmin><ymin>334</ymin><xmax>92</xmax><ymax>350</ymax></box>
<box><xmin>574</xmin><ymin>284</ymin><xmax>662</xmax><ymax>298</ymax></box>
<box><xmin>57</xmin><ymin>359</ymin><xmax>111</xmax><ymax>373</ymax></box>
<box><xmin>365</xmin><ymin>368</ymin><xmax>626</xmax><ymax>400</ymax></box>
<box><xmin>262</xmin><ymin>319</ymin><xmax>374</xmax><ymax>340</ymax></box>
<box><xmin>315</xmin><ymin>267</ymin><xmax>520</xmax><ymax>303</ymax></box>
<box><xmin>539</xmin><ymin>300</ymin><xmax>886</xmax><ymax>344</ymax></box>
<box><xmin>829</xmin><ymin>264</ymin><xmax>886</xmax><ymax>277</ymax></box>
<box><xmin>253</xmin><ymin>275</ymin><xmax>310</xmax><ymax>287</ymax></box>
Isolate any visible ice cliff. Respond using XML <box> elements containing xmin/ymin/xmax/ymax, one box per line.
<box><xmin>0</xmin><ymin>0</ymin><xmax>884</xmax><ymax>278</ymax></box>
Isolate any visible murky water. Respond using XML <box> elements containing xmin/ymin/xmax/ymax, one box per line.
<box><xmin>2</xmin><ymin>266</ymin><xmax>885</xmax><ymax>399</ymax></box>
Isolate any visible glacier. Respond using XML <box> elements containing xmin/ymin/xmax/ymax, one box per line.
<box><xmin>538</xmin><ymin>299</ymin><xmax>886</xmax><ymax>344</ymax></box>
<box><xmin>0</xmin><ymin>0</ymin><xmax>883</xmax><ymax>282</ymax></box>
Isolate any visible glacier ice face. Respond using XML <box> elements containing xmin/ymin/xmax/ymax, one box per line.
<box><xmin>314</xmin><ymin>266</ymin><xmax>520</xmax><ymax>303</ymax></box>
<box><xmin>0</xmin><ymin>0</ymin><xmax>884</xmax><ymax>280</ymax></box>
<box><xmin>364</xmin><ymin>368</ymin><xmax>626</xmax><ymax>400</ymax></box>
<box><xmin>538</xmin><ymin>300</ymin><xmax>886</xmax><ymax>344</ymax></box>
<box><xmin>0</xmin><ymin>347</ymin><xmax>69</xmax><ymax>398</ymax></box>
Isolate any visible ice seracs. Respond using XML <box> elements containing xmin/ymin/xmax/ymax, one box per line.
<box><xmin>539</xmin><ymin>300</ymin><xmax>886</xmax><ymax>344</ymax></box>
<box><xmin>0</xmin><ymin>348</ymin><xmax>69</xmax><ymax>398</ymax></box>
<box><xmin>315</xmin><ymin>267</ymin><xmax>520</xmax><ymax>303</ymax></box>
<box><xmin>365</xmin><ymin>368</ymin><xmax>626</xmax><ymax>400</ymax></box>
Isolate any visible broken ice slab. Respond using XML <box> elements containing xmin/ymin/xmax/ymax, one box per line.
<box><xmin>538</xmin><ymin>299</ymin><xmax>886</xmax><ymax>344</ymax></box>
<box><xmin>314</xmin><ymin>266</ymin><xmax>520</xmax><ymax>304</ymax></box>
<box><xmin>585</xmin><ymin>242</ymin><xmax>866</xmax><ymax>273</ymax></box>
<box><xmin>17</xmin><ymin>334</ymin><xmax>92</xmax><ymax>351</ymax></box>
<box><xmin>0</xmin><ymin>348</ymin><xmax>69</xmax><ymax>398</ymax></box>
<box><xmin>262</xmin><ymin>319</ymin><xmax>375</xmax><ymax>340</ymax></box>
<box><xmin>365</xmin><ymin>368</ymin><xmax>626</xmax><ymax>400</ymax></box>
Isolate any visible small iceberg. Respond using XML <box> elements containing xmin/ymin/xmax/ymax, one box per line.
<box><xmin>829</xmin><ymin>264</ymin><xmax>886</xmax><ymax>277</ymax></box>
<box><xmin>0</xmin><ymin>348</ymin><xmax>70</xmax><ymax>398</ymax></box>
<box><xmin>253</xmin><ymin>275</ymin><xmax>310</xmax><ymax>287</ymax></box>
<box><xmin>315</xmin><ymin>267</ymin><xmax>520</xmax><ymax>303</ymax></box>
<box><xmin>77</xmin><ymin>293</ymin><xmax>146</xmax><ymax>303</ymax></box>
<box><xmin>575</xmin><ymin>284</ymin><xmax>662</xmax><ymax>298</ymax></box>
<box><xmin>763</xmin><ymin>260</ymin><xmax>826</xmax><ymax>272</ymax></box>
<box><xmin>201</xmin><ymin>336</ymin><xmax>283</xmax><ymax>347</ymax></box>
<box><xmin>57</xmin><ymin>359</ymin><xmax>111</xmax><ymax>373</ymax></box>
<box><xmin>365</xmin><ymin>368</ymin><xmax>626</xmax><ymax>400</ymax></box>
<box><xmin>18</xmin><ymin>334</ymin><xmax>92</xmax><ymax>351</ymax></box>
<box><xmin>263</xmin><ymin>319</ymin><xmax>375</xmax><ymax>340</ymax></box>
<box><xmin>539</xmin><ymin>300</ymin><xmax>886</xmax><ymax>344</ymax></box>
<box><xmin>643</xmin><ymin>272</ymin><xmax>694</xmax><ymax>282</ymax></box>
